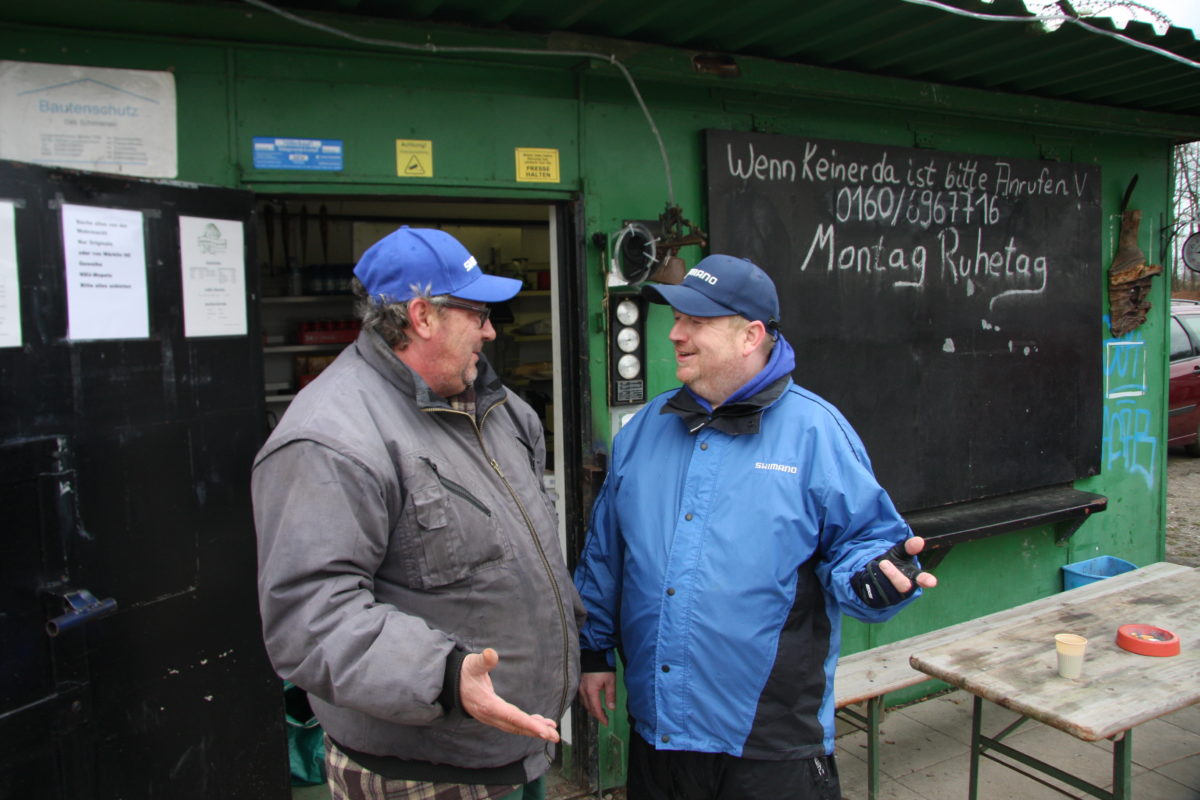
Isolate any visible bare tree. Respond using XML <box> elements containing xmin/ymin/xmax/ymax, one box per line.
<box><xmin>1173</xmin><ymin>142</ymin><xmax>1200</xmax><ymax>296</ymax></box>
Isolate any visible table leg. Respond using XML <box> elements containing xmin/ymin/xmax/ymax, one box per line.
<box><xmin>969</xmin><ymin>695</ymin><xmax>983</xmax><ymax>800</ymax></box>
<box><xmin>1112</xmin><ymin>730</ymin><xmax>1132</xmax><ymax>800</ymax></box>
<box><xmin>968</xmin><ymin>694</ymin><xmax>1134</xmax><ymax>800</ymax></box>
<box><xmin>867</xmin><ymin>695</ymin><xmax>882</xmax><ymax>800</ymax></box>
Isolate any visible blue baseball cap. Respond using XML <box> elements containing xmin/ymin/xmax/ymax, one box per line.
<box><xmin>642</xmin><ymin>254</ymin><xmax>780</xmax><ymax>329</ymax></box>
<box><xmin>353</xmin><ymin>225</ymin><xmax>522</xmax><ymax>304</ymax></box>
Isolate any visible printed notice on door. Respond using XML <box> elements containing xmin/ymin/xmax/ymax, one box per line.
<box><xmin>179</xmin><ymin>215</ymin><xmax>247</xmax><ymax>337</ymax></box>
<box><xmin>0</xmin><ymin>60</ymin><xmax>177</xmax><ymax>178</ymax></box>
<box><xmin>0</xmin><ymin>200</ymin><xmax>20</xmax><ymax>348</ymax></box>
<box><xmin>61</xmin><ymin>204</ymin><xmax>149</xmax><ymax>340</ymax></box>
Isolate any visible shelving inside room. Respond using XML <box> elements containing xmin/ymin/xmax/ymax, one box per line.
<box><xmin>255</xmin><ymin>196</ymin><xmax>560</xmax><ymax>461</ymax></box>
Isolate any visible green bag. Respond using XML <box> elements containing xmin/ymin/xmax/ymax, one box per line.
<box><xmin>283</xmin><ymin>681</ymin><xmax>327</xmax><ymax>786</ymax></box>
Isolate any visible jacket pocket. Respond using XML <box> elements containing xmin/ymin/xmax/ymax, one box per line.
<box><xmin>396</xmin><ymin>459</ymin><xmax>512</xmax><ymax>589</ymax></box>
<box><xmin>426</xmin><ymin>460</ymin><xmax>492</xmax><ymax>519</ymax></box>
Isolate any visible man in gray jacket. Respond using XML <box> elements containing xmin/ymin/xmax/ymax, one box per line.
<box><xmin>253</xmin><ymin>226</ymin><xmax>582</xmax><ymax>800</ymax></box>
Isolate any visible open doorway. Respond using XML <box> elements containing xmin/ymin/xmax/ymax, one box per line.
<box><xmin>255</xmin><ymin>195</ymin><xmax>563</xmax><ymax>465</ymax></box>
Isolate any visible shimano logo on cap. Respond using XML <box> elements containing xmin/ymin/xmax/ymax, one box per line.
<box><xmin>463</xmin><ymin>256</ymin><xmax>477</xmax><ymax>271</ymax></box>
<box><xmin>687</xmin><ymin>268</ymin><xmax>718</xmax><ymax>285</ymax></box>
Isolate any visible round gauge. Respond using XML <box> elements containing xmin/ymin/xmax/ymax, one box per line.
<box><xmin>617</xmin><ymin>326</ymin><xmax>641</xmax><ymax>353</ymax></box>
<box><xmin>1183</xmin><ymin>231</ymin><xmax>1200</xmax><ymax>273</ymax></box>
<box><xmin>616</xmin><ymin>299</ymin><xmax>641</xmax><ymax>326</ymax></box>
<box><xmin>617</xmin><ymin>353</ymin><xmax>641</xmax><ymax>380</ymax></box>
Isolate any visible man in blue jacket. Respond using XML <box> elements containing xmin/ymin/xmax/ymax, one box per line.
<box><xmin>573</xmin><ymin>254</ymin><xmax>937</xmax><ymax>799</ymax></box>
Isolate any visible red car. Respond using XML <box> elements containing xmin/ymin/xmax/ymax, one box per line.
<box><xmin>1169</xmin><ymin>299</ymin><xmax>1200</xmax><ymax>456</ymax></box>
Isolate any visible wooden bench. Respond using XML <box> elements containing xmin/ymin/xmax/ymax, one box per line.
<box><xmin>833</xmin><ymin>561</ymin><xmax>1189</xmax><ymax>800</ymax></box>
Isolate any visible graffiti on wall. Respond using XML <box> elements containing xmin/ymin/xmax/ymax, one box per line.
<box><xmin>1102</xmin><ymin>323</ymin><xmax>1157</xmax><ymax>488</ymax></box>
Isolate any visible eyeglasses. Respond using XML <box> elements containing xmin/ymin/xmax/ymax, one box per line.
<box><xmin>439</xmin><ymin>298</ymin><xmax>491</xmax><ymax>328</ymax></box>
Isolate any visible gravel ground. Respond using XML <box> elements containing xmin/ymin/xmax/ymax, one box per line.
<box><xmin>1167</xmin><ymin>449</ymin><xmax>1200</xmax><ymax>567</ymax></box>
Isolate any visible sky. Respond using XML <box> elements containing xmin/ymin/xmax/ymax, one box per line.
<box><xmin>1109</xmin><ymin>0</ymin><xmax>1200</xmax><ymax>37</ymax></box>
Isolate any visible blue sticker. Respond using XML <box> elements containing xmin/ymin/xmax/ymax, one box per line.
<box><xmin>253</xmin><ymin>137</ymin><xmax>344</xmax><ymax>171</ymax></box>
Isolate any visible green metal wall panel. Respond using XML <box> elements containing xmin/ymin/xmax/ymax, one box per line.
<box><xmin>232</xmin><ymin>49</ymin><xmax>582</xmax><ymax>189</ymax></box>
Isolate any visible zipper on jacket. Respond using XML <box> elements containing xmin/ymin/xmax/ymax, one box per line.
<box><xmin>483</xmin><ymin>452</ymin><xmax>572</xmax><ymax>722</ymax></box>
<box><xmin>427</xmin><ymin>401</ymin><xmax>573</xmax><ymax>723</ymax></box>
<box><xmin>419</xmin><ymin>457</ymin><xmax>492</xmax><ymax>517</ymax></box>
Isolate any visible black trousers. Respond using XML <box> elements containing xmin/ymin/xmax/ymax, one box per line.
<box><xmin>625</xmin><ymin>731</ymin><xmax>841</xmax><ymax>800</ymax></box>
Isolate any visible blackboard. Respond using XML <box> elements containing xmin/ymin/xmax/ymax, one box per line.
<box><xmin>705</xmin><ymin>130</ymin><xmax>1102</xmax><ymax>512</ymax></box>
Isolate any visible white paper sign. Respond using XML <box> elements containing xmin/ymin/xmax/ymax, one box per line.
<box><xmin>0</xmin><ymin>201</ymin><xmax>20</xmax><ymax>348</ymax></box>
<box><xmin>179</xmin><ymin>216</ymin><xmax>247</xmax><ymax>338</ymax></box>
<box><xmin>61</xmin><ymin>204</ymin><xmax>149</xmax><ymax>340</ymax></box>
<box><xmin>0</xmin><ymin>60</ymin><xmax>177</xmax><ymax>178</ymax></box>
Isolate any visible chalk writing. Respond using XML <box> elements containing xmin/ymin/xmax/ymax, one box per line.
<box><xmin>798</xmin><ymin>224</ymin><xmax>926</xmax><ymax>288</ymax></box>
<box><xmin>719</xmin><ymin>136</ymin><xmax>1094</xmax><ymax>311</ymax></box>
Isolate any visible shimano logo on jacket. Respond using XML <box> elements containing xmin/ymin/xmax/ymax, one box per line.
<box><xmin>755</xmin><ymin>461</ymin><xmax>798</xmax><ymax>474</ymax></box>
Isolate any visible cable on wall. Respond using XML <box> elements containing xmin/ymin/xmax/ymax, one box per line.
<box><xmin>239</xmin><ymin>0</ymin><xmax>676</xmax><ymax>205</ymax></box>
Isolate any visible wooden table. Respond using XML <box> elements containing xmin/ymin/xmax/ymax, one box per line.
<box><xmin>909</xmin><ymin>563</ymin><xmax>1199</xmax><ymax>800</ymax></box>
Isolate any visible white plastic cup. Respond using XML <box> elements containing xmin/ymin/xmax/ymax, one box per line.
<box><xmin>1055</xmin><ymin>633</ymin><xmax>1088</xmax><ymax>679</ymax></box>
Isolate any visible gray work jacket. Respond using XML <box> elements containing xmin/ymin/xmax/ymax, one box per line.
<box><xmin>252</xmin><ymin>329</ymin><xmax>582</xmax><ymax>780</ymax></box>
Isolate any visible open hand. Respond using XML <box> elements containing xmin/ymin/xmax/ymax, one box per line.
<box><xmin>460</xmin><ymin>648</ymin><xmax>560</xmax><ymax>742</ymax></box>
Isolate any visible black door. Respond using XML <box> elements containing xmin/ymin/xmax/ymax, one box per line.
<box><xmin>0</xmin><ymin>161</ymin><xmax>287</xmax><ymax>799</ymax></box>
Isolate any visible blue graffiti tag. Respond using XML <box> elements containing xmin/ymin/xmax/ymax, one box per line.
<box><xmin>1104</xmin><ymin>340</ymin><xmax>1147</xmax><ymax>398</ymax></box>
<box><xmin>1101</xmin><ymin>321</ymin><xmax>1157</xmax><ymax>488</ymax></box>
<box><xmin>1103</xmin><ymin>398</ymin><xmax>1157</xmax><ymax>488</ymax></box>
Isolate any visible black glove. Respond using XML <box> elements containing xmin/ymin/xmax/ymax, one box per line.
<box><xmin>850</xmin><ymin>541</ymin><xmax>922</xmax><ymax>609</ymax></box>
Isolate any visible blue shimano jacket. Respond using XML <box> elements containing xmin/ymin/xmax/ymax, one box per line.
<box><xmin>574</xmin><ymin>372</ymin><xmax>918</xmax><ymax>760</ymax></box>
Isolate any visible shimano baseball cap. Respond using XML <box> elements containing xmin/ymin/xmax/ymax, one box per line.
<box><xmin>642</xmin><ymin>254</ymin><xmax>780</xmax><ymax>329</ymax></box>
<box><xmin>353</xmin><ymin>225</ymin><xmax>522</xmax><ymax>304</ymax></box>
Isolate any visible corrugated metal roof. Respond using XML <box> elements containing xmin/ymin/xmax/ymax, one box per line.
<box><xmin>274</xmin><ymin>0</ymin><xmax>1200</xmax><ymax>121</ymax></box>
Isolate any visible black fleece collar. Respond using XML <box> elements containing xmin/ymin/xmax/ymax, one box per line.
<box><xmin>661</xmin><ymin>374</ymin><xmax>791</xmax><ymax>435</ymax></box>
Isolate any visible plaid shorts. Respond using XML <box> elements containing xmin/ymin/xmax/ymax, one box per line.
<box><xmin>325</xmin><ymin>736</ymin><xmax>521</xmax><ymax>800</ymax></box>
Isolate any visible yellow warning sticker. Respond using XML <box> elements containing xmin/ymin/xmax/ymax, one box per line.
<box><xmin>396</xmin><ymin>140</ymin><xmax>433</xmax><ymax>178</ymax></box>
<box><xmin>515</xmin><ymin>148</ymin><xmax>560</xmax><ymax>183</ymax></box>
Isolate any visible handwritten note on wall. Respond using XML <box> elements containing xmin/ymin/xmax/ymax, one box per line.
<box><xmin>705</xmin><ymin>129</ymin><xmax>1103</xmax><ymax>510</ymax></box>
<box><xmin>61</xmin><ymin>203</ymin><xmax>149</xmax><ymax>340</ymax></box>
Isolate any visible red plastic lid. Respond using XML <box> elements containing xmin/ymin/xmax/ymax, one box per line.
<box><xmin>1116</xmin><ymin>624</ymin><xmax>1180</xmax><ymax>657</ymax></box>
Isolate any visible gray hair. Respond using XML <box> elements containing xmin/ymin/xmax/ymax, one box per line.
<box><xmin>352</xmin><ymin>278</ymin><xmax>451</xmax><ymax>350</ymax></box>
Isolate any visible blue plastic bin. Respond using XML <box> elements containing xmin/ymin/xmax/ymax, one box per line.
<box><xmin>1061</xmin><ymin>556</ymin><xmax>1137</xmax><ymax>590</ymax></box>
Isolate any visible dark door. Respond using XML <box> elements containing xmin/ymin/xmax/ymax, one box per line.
<box><xmin>0</xmin><ymin>161</ymin><xmax>287</xmax><ymax>799</ymax></box>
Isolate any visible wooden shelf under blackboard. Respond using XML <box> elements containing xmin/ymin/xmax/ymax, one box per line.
<box><xmin>904</xmin><ymin>484</ymin><xmax>1108</xmax><ymax>570</ymax></box>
